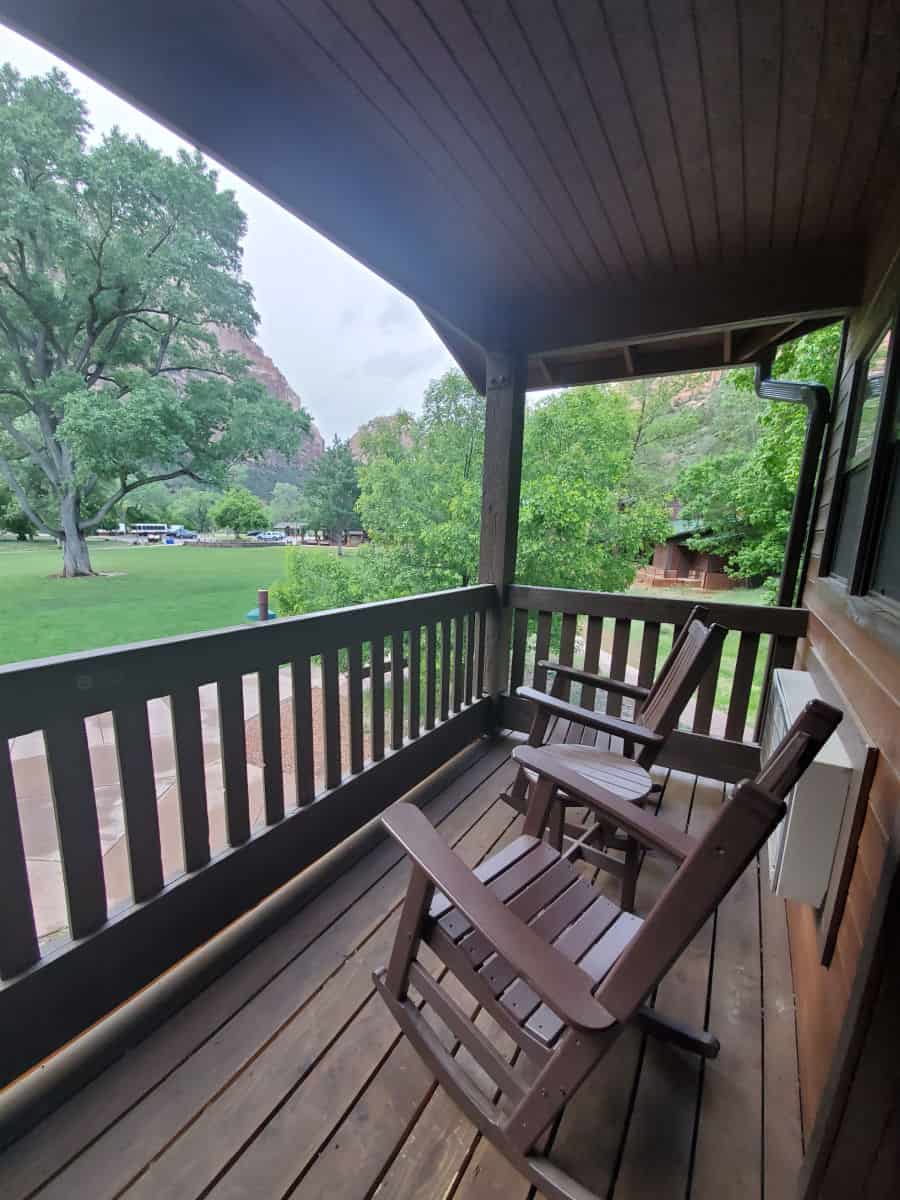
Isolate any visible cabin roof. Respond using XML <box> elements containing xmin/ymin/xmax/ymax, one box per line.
<box><xmin>5</xmin><ymin>1</ymin><xmax>898</xmax><ymax>387</ymax></box>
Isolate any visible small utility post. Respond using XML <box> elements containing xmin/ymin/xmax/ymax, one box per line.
<box><xmin>478</xmin><ymin>350</ymin><xmax>527</xmax><ymax>709</ymax></box>
<box><xmin>258</xmin><ymin>588</ymin><xmax>269</xmax><ymax>623</ymax></box>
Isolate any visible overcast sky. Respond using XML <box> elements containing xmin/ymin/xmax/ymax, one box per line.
<box><xmin>0</xmin><ymin>23</ymin><xmax>457</xmax><ymax>440</ymax></box>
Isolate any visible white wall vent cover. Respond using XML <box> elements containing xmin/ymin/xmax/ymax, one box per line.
<box><xmin>761</xmin><ymin>669</ymin><xmax>853</xmax><ymax>908</ymax></box>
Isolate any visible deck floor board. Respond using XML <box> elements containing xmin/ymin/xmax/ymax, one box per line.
<box><xmin>0</xmin><ymin>733</ymin><xmax>800</xmax><ymax>1199</ymax></box>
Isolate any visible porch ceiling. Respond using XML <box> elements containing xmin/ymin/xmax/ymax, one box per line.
<box><xmin>5</xmin><ymin>1</ymin><xmax>897</xmax><ymax>388</ymax></box>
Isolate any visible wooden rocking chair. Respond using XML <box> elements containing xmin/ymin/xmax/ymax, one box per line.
<box><xmin>375</xmin><ymin>698</ymin><xmax>841</xmax><ymax>1200</ymax></box>
<box><xmin>509</xmin><ymin>607</ymin><xmax>726</xmax><ymax>910</ymax></box>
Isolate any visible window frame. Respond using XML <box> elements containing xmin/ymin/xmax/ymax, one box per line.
<box><xmin>822</xmin><ymin>308</ymin><xmax>900</xmax><ymax>606</ymax></box>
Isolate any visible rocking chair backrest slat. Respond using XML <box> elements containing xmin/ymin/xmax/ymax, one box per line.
<box><xmin>641</xmin><ymin>605</ymin><xmax>709</xmax><ymax>708</ymax></box>
<box><xmin>597</xmin><ymin>698</ymin><xmax>842</xmax><ymax>1022</ymax></box>
<box><xmin>637</xmin><ymin>617</ymin><xmax>727</xmax><ymax>741</ymax></box>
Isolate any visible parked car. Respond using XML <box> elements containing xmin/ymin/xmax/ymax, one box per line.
<box><xmin>255</xmin><ymin>530</ymin><xmax>285</xmax><ymax>543</ymax></box>
<box><xmin>175</xmin><ymin>529</ymin><xmax>199</xmax><ymax>540</ymax></box>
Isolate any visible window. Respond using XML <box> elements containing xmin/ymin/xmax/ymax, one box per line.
<box><xmin>826</xmin><ymin>314</ymin><xmax>900</xmax><ymax>613</ymax></box>
<box><xmin>830</xmin><ymin>327</ymin><xmax>892</xmax><ymax>580</ymax></box>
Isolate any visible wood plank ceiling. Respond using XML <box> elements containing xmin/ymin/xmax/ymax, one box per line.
<box><xmin>4</xmin><ymin>0</ymin><xmax>899</xmax><ymax>390</ymax></box>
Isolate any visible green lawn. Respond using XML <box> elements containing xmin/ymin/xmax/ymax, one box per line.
<box><xmin>0</xmin><ymin>539</ymin><xmax>337</xmax><ymax>665</ymax></box>
<box><xmin>613</xmin><ymin>587</ymin><xmax>769</xmax><ymax>724</ymax></box>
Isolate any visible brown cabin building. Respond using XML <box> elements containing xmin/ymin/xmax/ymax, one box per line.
<box><xmin>0</xmin><ymin>4</ymin><xmax>899</xmax><ymax>1199</ymax></box>
<box><xmin>641</xmin><ymin>520</ymin><xmax>745</xmax><ymax>590</ymax></box>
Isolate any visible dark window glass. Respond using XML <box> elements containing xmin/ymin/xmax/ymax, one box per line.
<box><xmin>831</xmin><ymin>465</ymin><xmax>869</xmax><ymax>579</ymax></box>
<box><xmin>848</xmin><ymin>327</ymin><xmax>891</xmax><ymax>465</ymax></box>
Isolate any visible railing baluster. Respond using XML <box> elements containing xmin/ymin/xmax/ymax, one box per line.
<box><xmin>637</xmin><ymin>621</ymin><xmax>660</xmax><ymax>690</ymax></box>
<box><xmin>391</xmin><ymin>631</ymin><xmax>405</xmax><ymax>751</ymax></box>
<box><xmin>371</xmin><ymin>636</ymin><xmax>385</xmax><ymax>761</ymax></box>
<box><xmin>509</xmin><ymin>608</ymin><xmax>528</xmax><ymax>692</ymax></box>
<box><xmin>113</xmin><ymin>700</ymin><xmax>164</xmax><ymax>900</ymax></box>
<box><xmin>425</xmin><ymin>624</ymin><xmax>436</xmax><ymax>731</ymax></box>
<box><xmin>726</xmin><ymin>631</ymin><xmax>760</xmax><ymax>741</ymax></box>
<box><xmin>291</xmin><ymin>655</ymin><xmax>315</xmax><ymax>805</ymax></box>
<box><xmin>218</xmin><ymin>676</ymin><xmax>250</xmax><ymax>846</ymax></box>
<box><xmin>606</xmin><ymin>618</ymin><xmax>631</xmax><ymax>717</ymax></box>
<box><xmin>533</xmin><ymin>610</ymin><xmax>552</xmax><ymax>691</ymax></box>
<box><xmin>579</xmin><ymin>615</ymin><xmax>604</xmax><ymax>713</ymax></box>
<box><xmin>556</xmin><ymin>612</ymin><xmax>578</xmax><ymax>700</ymax></box>
<box><xmin>348</xmin><ymin>642</ymin><xmax>365</xmax><ymax>773</ymax></box>
<box><xmin>44</xmin><ymin>719</ymin><xmax>107</xmax><ymax>938</ymax></box>
<box><xmin>321</xmin><ymin>649</ymin><xmax>342</xmax><ymax>788</ymax></box>
<box><xmin>475</xmin><ymin>609</ymin><xmax>486</xmax><ymax>697</ymax></box>
<box><xmin>170</xmin><ymin>687</ymin><xmax>210</xmax><ymax>871</ymax></box>
<box><xmin>453</xmin><ymin>615</ymin><xmax>465</xmax><ymax>712</ymax></box>
<box><xmin>258</xmin><ymin>666</ymin><xmax>284</xmax><ymax>823</ymax></box>
<box><xmin>440</xmin><ymin>618</ymin><xmax>451</xmax><ymax>721</ymax></box>
<box><xmin>0</xmin><ymin>739</ymin><xmax>39</xmax><ymax>977</ymax></box>
<box><xmin>692</xmin><ymin>635</ymin><xmax>723</xmax><ymax>734</ymax></box>
<box><xmin>465</xmin><ymin>611</ymin><xmax>476</xmax><ymax>704</ymax></box>
<box><xmin>408</xmin><ymin>626</ymin><xmax>421</xmax><ymax>739</ymax></box>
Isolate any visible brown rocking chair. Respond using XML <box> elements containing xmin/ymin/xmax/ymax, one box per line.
<box><xmin>509</xmin><ymin>607</ymin><xmax>726</xmax><ymax>910</ymax></box>
<box><xmin>375</xmin><ymin>698</ymin><xmax>841</xmax><ymax>1200</ymax></box>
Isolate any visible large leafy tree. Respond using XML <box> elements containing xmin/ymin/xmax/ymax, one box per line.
<box><xmin>269</xmin><ymin>481</ymin><xmax>306</xmax><ymax>526</ymax></box>
<box><xmin>303</xmin><ymin>437</ymin><xmax>360</xmax><ymax>543</ymax></box>
<box><xmin>210</xmin><ymin>486</ymin><xmax>269</xmax><ymax>536</ymax></box>
<box><xmin>518</xmin><ymin>386</ymin><xmax>669</xmax><ymax>591</ymax></box>
<box><xmin>677</xmin><ymin>324</ymin><xmax>843</xmax><ymax>596</ymax></box>
<box><xmin>345</xmin><ymin>371</ymin><xmax>668</xmax><ymax>610</ymax></box>
<box><xmin>0</xmin><ymin>66</ymin><xmax>306</xmax><ymax>575</ymax></box>
<box><xmin>356</xmin><ymin>373</ymin><xmax>483</xmax><ymax>588</ymax></box>
<box><xmin>168</xmin><ymin>485</ymin><xmax>218</xmax><ymax>533</ymax></box>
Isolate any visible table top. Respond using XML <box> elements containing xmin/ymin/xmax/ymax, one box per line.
<box><xmin>527</xmin><ymin>743</ymin><xmax>652</xmax><ymax>802</ymax></box>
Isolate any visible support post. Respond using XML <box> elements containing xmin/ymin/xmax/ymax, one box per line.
<box><xmin>478</xmin><ymin>351</ymin><xmax>526</xmax><ymax>709</ymax></box>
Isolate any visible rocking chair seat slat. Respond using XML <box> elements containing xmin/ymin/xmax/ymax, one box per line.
<box><xmin>429</xmin><ymin>833</ymin><xmax>539</xmax><ymax>921</ymax></box>
<box><xmin>476</xmin><ymin>877</ymin><xmax>601</xmax><ymax>997</ymax></box>
<box><xmin>460</xmin><ymin>858</ymin><xmax>582</xmax><ymax>968</ymax></box>
<box><xmin>526</xmin><ymin>912</ymin><xmax>643</xmax><ymax>1044</ymax></box>
<box><xmin>499</xmin><ymin>893</ymin><xmax>634</xmax><ymax>1033</ymax></box>
<box><xmin>439</xmin><ymin>840</ymin><xmax>559</xmax><ymax>940</ymax></box>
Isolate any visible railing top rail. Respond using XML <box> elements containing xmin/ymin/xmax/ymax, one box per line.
<box><xmin>0</xmin><ymin>585</ymin><xmax>495</xmax><ymax>739</ymax></box>
<box><xmin>507</xmin><ymin>584</ymin><xmax>808</xmax><ymax>637</ymax></box>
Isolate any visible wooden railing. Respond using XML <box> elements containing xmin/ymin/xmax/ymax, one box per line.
<box><xmin>0</xmin><ymin>579</ymin><xmax>808</xmax><ymax>1089</ymax></box>
<box><xmin>0</xmin><ymin>585</ymin><xmax>494</xmax><ymax>1087</ymax></box>
<box><xmin>502</xmin><ymin>585</ymin><xmax>808</xmax><ymax>782</ymax></box>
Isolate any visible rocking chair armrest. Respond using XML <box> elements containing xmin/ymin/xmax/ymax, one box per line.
<box><xmin>538</xmin><ymin>661</ymin><xmax>650</xmax><ymax>702</ymax></box>
<box><xmin>513</xmin><ymin>745</ymin><xmax>696</xmax><ymax>864</ymax></box>
<box><xmin>516</xmin><ymin>687</ymin><xmax>664</xmax><ymax>747</ymax></box>
<box><xmin>382</xmin><ymin>802</ymin><xmax>616</xmax><ymax>1033</ymax></box>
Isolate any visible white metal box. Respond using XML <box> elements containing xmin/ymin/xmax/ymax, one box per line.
<box><xmin>762</xmin><ymin>669</ymin><xmax>853</xmax><ymax>908</ymax></box>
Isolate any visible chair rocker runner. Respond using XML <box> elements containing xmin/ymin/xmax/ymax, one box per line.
<box><xmin>375</xmin><ymin>698</ymin><xmax>842</xmax><ymax>1200</ymax></box>
<box><xmin>509</xmin><ymin>607</ymin><xmax>725</xmax><ymax>910</ymax></box>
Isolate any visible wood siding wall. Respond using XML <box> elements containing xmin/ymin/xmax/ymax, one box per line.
<box><xmin>794</xmin><ymin>247</ymin><xmax>900</xmax><ymax>1149</ymax></box>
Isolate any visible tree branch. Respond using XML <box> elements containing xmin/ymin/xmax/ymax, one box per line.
<box><xmin>0</xmin><ymin>412</ymin><xmax>58</xmax><ymax>485</ymax></box>
<box><xmin>0</xmin><ymin>452</ymin><xmax>59</xmax><ymax>537</ymax></box>
<box><xmin>82</xmin><ymin>467</ymin><xmax>205</xmax><ymax>529</ymax></box>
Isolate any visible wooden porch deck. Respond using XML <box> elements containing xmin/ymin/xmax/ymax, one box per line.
<box><xmin>0</xmin><ymin>730</ymin><xmax>802</xmax><ymax>1200</ymax></box>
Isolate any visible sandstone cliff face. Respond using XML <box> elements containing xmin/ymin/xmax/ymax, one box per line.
<box><xmin>211</xmin><ymin>325</ymin><xmax>325</xmax><ymax>476</ymax></box>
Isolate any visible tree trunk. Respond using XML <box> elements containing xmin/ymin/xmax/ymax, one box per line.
<box><xmin>60</xmin><ymin>490</ymin><xmax>94</xmax><ymax>577</ymax></box>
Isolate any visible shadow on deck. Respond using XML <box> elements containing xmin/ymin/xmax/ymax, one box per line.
<box><xmin>0</xmin><ymin>731</ymin><xmax>801</xmax><ymax>1200</ymax></box>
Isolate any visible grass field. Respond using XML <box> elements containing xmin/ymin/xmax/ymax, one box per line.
<box><xmin>1</xmin><ymin>542</ymin><xmax>770</xmax><ymax>730</ymax></box>
<box><xmin>0</xmin><ymin>539</ymin><xmax>338</xmax><ymax>666</ymax></box>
